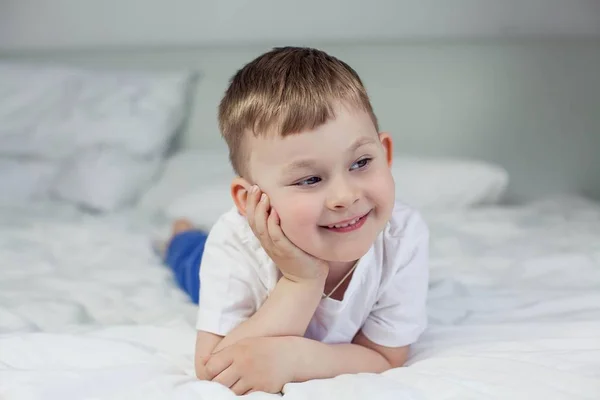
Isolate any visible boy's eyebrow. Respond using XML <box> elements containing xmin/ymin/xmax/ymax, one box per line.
<box><xmin>282</xmin><ymin>159</ymin><xmax>318</xmax><ymax>175</ymax></box>
<box><xmin>348</xmin><ymin>136</ymin><xmax>378</xmax><ymax>153</ymax></box>
<box><xmin>282</xmin><ymin>136</ymin><xmax>378</xmax><ymax>176</ymax></box>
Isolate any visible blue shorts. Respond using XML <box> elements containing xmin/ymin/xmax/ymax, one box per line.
<box><xmin>163</xmin><ymin>230</ymin><xmax>208</xmax><ymax>304</ymax></box>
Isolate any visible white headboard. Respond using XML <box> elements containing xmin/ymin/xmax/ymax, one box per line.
<box><xmin>1</xmin><ymin>40</ymin><xmax>599</xmax><ymax>201</ymax></box>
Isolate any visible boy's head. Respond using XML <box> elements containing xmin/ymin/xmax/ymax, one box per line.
<box><xmin>219</xmin><ymin>46</ymin><xmax>379</xmax><ymax>178</ymax></box>
<box><xmin>220</xmin><ymin>47</ymin><xmax>396</xmax><ymax>263</ymax></box>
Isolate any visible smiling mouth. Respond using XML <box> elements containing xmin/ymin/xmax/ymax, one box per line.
<box><xmin>320</xmin><ymin>210</ymin><xmax>371</xmax><ymax>232</ymax></box>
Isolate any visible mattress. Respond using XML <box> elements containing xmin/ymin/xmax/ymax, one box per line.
<box><xmin>1</xmin><ymin>196</ymin><xmax>600</xmax><ymax>399</ymax></box>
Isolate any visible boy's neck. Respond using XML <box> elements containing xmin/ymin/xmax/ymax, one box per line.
<box><xmin>327</xmin><ymin>260</ymin><xmax>357</xmax><ymax>273</ymax></box>
<box><xmin>323</xmin><ymin>260</ymin><xmax>359</xmax><ymax>300</ymax></box>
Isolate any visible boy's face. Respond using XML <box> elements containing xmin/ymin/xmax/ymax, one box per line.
<box><xmin>246</xmin><ymin>104</ymin><xmax>395</xmax><ymax>263</ymax></box>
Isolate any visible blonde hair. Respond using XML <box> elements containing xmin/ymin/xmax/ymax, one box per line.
<box><xmin>218</xmin><ymin>47</ymin><xmax>379</xmax><ymax>177</ymax></box>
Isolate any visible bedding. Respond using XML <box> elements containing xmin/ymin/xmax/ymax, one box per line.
<box><xmin>0</xmin><ymin>62</ymin><xmax>196</xmax><ymax>210</ymax></box>
<box><xmin>137</xmin><ymin>150</ymin><xmax>234</xmax><ymax>218</ymax></box>
<box><xmin>391</xmin><ymin>156</ymin><xmax>509</xmax><ymax>209</ymax></box>
<box><xmin>0</xmin><ymin>63</ymin><xmax>194</xmax><ymax>158</ymax></box>
<box><xmin>51</xmin><ymin>149</ymin><xmax>164</xmax><ymax>212</ymax></box>
<box><xmin>0</xmin><ymin>158</ymin><xmax>59</xmax><ymax>202</ymax></box>
<box><xmin>1</xmin><ymin>196</ymin><xmax>599</xmax><ymax>399</ymax></box>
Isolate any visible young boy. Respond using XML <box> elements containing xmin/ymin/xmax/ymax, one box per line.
<box><xmin>161</xmin><ymin>46</ymin><xmax>429</xmax><ymax>395</ymax></box>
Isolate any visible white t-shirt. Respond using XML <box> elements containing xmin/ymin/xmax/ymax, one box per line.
<box><xmin>196</xmin><ymin>200</ymin><xmax>429</xmax><ymax>348</ymax></box>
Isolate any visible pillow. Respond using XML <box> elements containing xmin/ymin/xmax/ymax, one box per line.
<box><xmin>0</xmin><ymin>157</ymin><xmax>59</xmax><ymax>202</ymax></box>
<box><xmin>146</xmin><ymin>150</ymin><xmax>509</xmax><ymax>229</ymax></box>
<box><xmin>0</xmin><ymin>62</ymin><xmax>195</xmax><ymax>158</ymax></box>
<box><xmin>392</xmin><ymin>156</ymin><xmax>509</xmax><ymax>209</ymax></box>
<box><xmin>137</xmin><ymin>150</ymin><xmax>234</xmax><ymax>213</ymax></box>
<box><xmin>0</xmin><ymin>62</ymin><xmax>197</xmax><ymax>211</ymax></box>
<box><xmin>51</xmin><ymin>149</ymin><xmax>163</xmax><ymax>212</ymax></box>
<box><xmin>164</xmin><ymin>181</ymin><xmax>235</xmax><ymax>230</ymax></box>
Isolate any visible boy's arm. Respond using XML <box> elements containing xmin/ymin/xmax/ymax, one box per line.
<box><xmin>292</xmin><ymin>330</ymin><xmax>410</xmax><ymax>381</ymax></box>
<box><xmin>202</xmin><ymin>332</ymin><xmax>409</xmax><ymax>394</ymax></box>
<box><xmin>195</xmin><ymin>274</ymin><xmax>324</xmax><ymax>379</ymax></box>
<box><xmin>212</xmin><ymin>272</ymin><xmax>325</xmax><ymax>352</ymax></box>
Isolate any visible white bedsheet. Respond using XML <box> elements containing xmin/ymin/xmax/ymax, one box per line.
<box><xmin>1</xmin><ymin>196</ymin><xmax>599</xmax><ymax>399</ymax></box>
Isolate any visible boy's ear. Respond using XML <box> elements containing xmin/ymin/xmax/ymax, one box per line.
<box><xmin>231</xmin><ymin>176</ymin><xmax>252</xmax><ymax>216</ymax></box>
<box><xmin>378</xmin><ymin>132</ymin><xmax>394</xmax><ymax>167</ymax></box>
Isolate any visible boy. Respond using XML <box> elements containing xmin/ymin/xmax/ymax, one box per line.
<box><xmin>161</xmin><ymin>46</ymin><xmax>429</xmax><ymax>395</ymax></box>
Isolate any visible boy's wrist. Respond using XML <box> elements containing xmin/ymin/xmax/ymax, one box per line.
<box><xmin>280</xmin><ymin>266</ymin><xmax>327</xmax><ymax>292</ymax></box>
<box><xmin>279</xmin><ymin>261</ymin><xmax>329</xmax><ymax>284</ymax></box>
<box><xmin>287</xmin><ymin>336</ymin><xmax>304</xmax><ymax>382</ymax></box>
<box><xmin>267</xmin><ymin>273</ymin><xmax>325</xmax><ymax>336</ymax></box>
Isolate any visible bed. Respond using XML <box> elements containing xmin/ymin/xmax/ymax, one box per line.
<box><xmin>1</xmin><ymin>195</ymin><xmax>599</xmax><ymax>399</ymax></box>
<box><xmin>1</xmin><ymin>44</ymin><xmax>600</xmax><ymax>399</ymax></box>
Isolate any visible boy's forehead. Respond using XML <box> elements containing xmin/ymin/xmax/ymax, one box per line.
<box><xmin>247</xmin><ymin>109</ymin><xmax>378</xmax><ymax>171</ymax></box>
<box><xmin>248</xmin><ymin>132</ymin><xmax>316</xmax><ymax>167</ymax></box>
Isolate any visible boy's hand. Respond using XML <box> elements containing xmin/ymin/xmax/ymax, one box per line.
<box><xmin>202</xmin><ymin>336</ymin><xmax>297</xmax><ymax>395</ymax></box>
<box><xmin>246</xmin><ymin>186</ymin><xmax>328</xmax><ymax>282</ymax></box>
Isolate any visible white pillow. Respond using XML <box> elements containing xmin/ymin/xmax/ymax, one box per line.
<box><xmin>392</xmin><ymin>156</ymin><xmax>509</xmax><ymax>209</ymax></box>
<box><xmin>0</xmin><ymin>62</ymin><xmax>196</xmax><ymax>211</ymax></box>
<box><xmin>137</xmin><ymin>150</ymin><xmax>234</xmax><ymax>212</ymax></box>
<box><xmin>51</xmin><ymin>149</ymin><xmax>162</xmax><ymax>212</ymax></box>
<box><xmin>165</xmin><ymin>181</ymin><xmax>235</xmax><ymax>230</ymax></box>
<box><xmin>147</xmin><ymin>150</ymin><xmax>509</xmax><ymax>229</ymax></box>
<box><xmin>0</xmin><ymin>63</ymin><xmax>195</xmax><ymax>158</ymax></box>
<box><xmin>0</xmin><ymin>157</ymin><xmax>59</xmax><ymax>202</ymax></box>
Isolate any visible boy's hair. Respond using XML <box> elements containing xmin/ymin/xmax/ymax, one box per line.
<box><xmin>218</xmin><ymin>46</ymin><xmax>379</xmax><ymax>177</ymax></box>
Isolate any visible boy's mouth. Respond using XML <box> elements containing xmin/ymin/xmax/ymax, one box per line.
<box><xmin>320</xmin><ymin>210</ymin><xmax>371</xmax><ymax>233</ymax></box>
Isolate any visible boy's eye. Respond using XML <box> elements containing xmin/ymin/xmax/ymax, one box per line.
<box><xmin>351</xmin><ymin>158</ymin><xmax>372</xmax><ymax>170</ymax></box>
<box><xmin>295</xmin><ymin>176</ymin><xmax>322</xmax><ymax>186</ymax></box>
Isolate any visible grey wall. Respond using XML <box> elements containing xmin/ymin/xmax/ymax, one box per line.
<box><xmin>1</xmin><ymin>0</ymin><xmax>600</xmax><ymax>50</ymax></box>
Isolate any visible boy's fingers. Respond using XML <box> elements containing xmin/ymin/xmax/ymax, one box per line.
<box><xmin>212</xmin><ymin>365</ymin><xmax>240</xmax><ymax>389</ymax></box>
<box><xmin>247</xmin><ymin>188</ymin><xmax>276</xmax><ymax>252</ymax></box>
<box><xmin>230</xmin><ymin>379</ymin><xmax>253</xmax><ymax>396</ymax></box>
<box><xmin>245</xmin><ymin>185</ymin><xmax>259</xmax><ymax>229</ymax></box>
<box><xmin>253</xmin><ymin>193</ymin><xmax>272</xmax><ymax>245</ymax></box>
<box><xmin>268</xmin><ymin>208</ymin><xmax>293</xmax><ymax>251</ymax></box>
<box><xmin>204</xmin><ymin>352</ymin><xmax>234</xmax><ymax>381</ymax></box>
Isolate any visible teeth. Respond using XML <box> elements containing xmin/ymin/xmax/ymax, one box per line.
<box><xmin>328</xmin><ymin>217</ymin><xmax>360</xmax><ymax>229</ymax></box>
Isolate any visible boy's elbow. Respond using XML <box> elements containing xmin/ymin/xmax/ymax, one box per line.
<box><xmin>368</xmin><ymin>350</ymin><xmax>406</xmax><ymax>374</ymax></box>
<box><xmin>380</xmin><ymin>346</ymin><xmax>409</xmax><ymax>370</ymax></box>
<box><xmin>388</xmin><ymin>354</ymin><xmax>408</xmax><ymax>369</ymax></box>
<box><xmin>353</xmin><ymin>330</ymin><xmax>410</xmax><ymax>371</ymax></box>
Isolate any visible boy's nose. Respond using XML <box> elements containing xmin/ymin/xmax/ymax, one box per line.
<box><xmin>326</xmin><ymin>178</ymin><xmax>359</xmax><ymax>210</ymax></box>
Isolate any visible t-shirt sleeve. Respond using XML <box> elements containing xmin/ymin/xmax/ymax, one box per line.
<box><xmin>195</xmin><ymin>216</ymin><xmax>264</xmax><ymax>336</ymax></box>
<box><xmin>361</xmin><ymin>212</ymin><xmax>429</xmax><ymax>348</ymax></box>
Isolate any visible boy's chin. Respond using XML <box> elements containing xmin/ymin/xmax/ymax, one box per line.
<box><xmin>316</xmin><ymin>245</ymin><xmax>372</xmax><ymax>264</ymax></box>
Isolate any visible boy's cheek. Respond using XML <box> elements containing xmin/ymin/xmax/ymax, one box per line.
<box><xmin>276</xmin><ymin>203</ymin><xmax>317</xmax><ymax>237</ymax></box>
<box><xmin>270</xmin><ymin>194</ymin><xmax>302</xmax><ymax>219</ymax></box>
<box><xmin>277</xmin><ymin>201</ymin><xmax>314</xmax><ymax>223</ymax></box>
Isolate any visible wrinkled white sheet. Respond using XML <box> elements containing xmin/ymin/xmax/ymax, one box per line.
<box><xmin>1</xmin><ymin>196</ymin><xmax>600</xmax><ymax>399</ymax></box>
